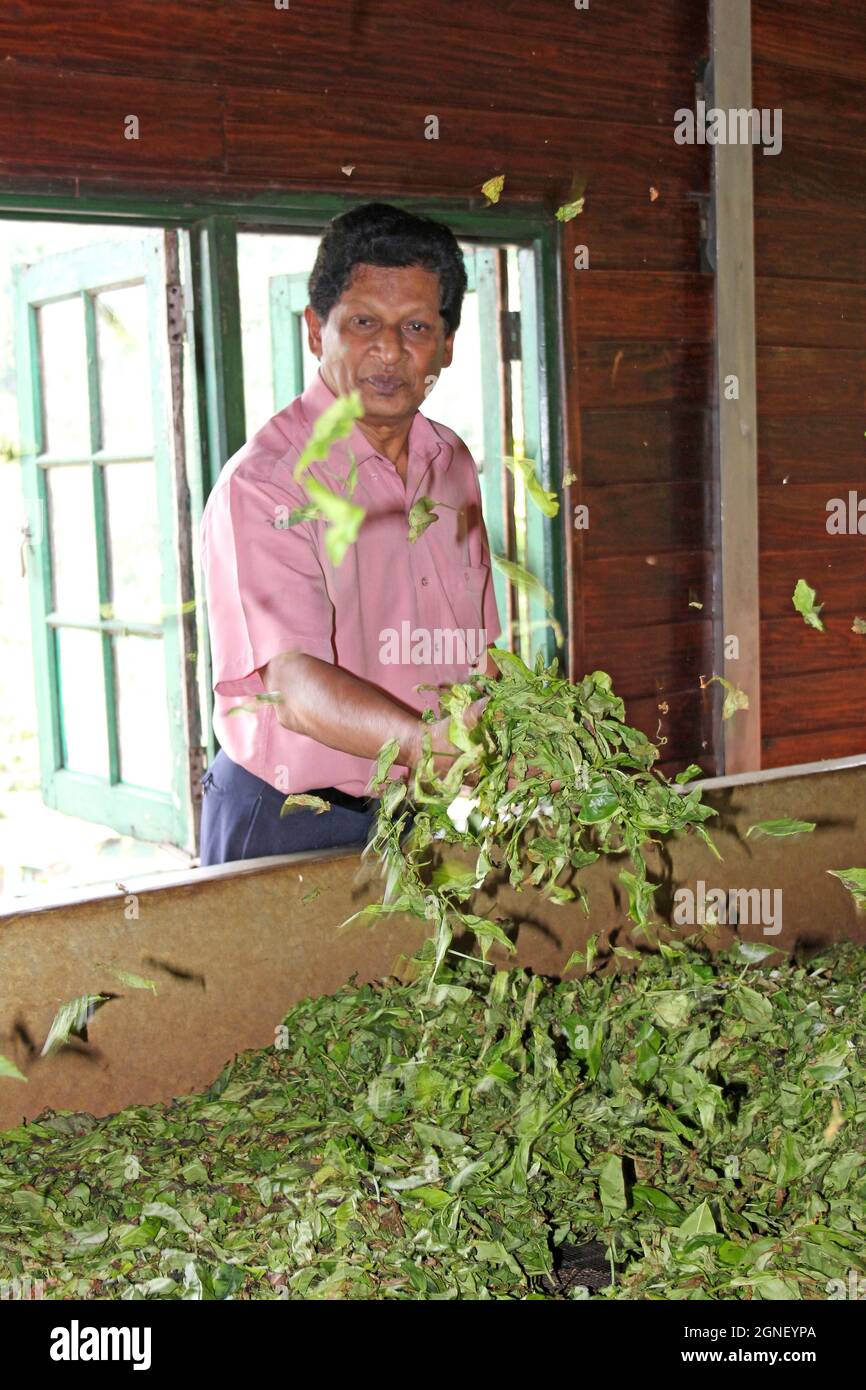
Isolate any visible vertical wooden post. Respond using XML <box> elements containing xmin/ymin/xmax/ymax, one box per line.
<box><xmin>710</xmin><ymin>0</ymin><xmax>762</xmax><ymax>772</ymax></box>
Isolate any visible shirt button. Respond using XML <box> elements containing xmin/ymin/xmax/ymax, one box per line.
<box><xmin>420</xmin><ymin>576</ymin><xmax>429</xmax><ymax>587</ymax></box>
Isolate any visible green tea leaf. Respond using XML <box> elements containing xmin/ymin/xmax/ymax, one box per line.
<box><xmin>225</xmin><ymin>692</ymin><xmax>284</xmax><ymax>717</ymax></box>
<box><xmin>746</xmin><ymin>819</ymin><xmax>816</xmax><ymax>838</ymax></box>
<box><xmin>374</xmin><ymin>737</ymin><xmax>401</xmax><ymax>786</ymax></box>
<box><xmin>106</xmin><ymin>969</ymin><xmax>157</xmax><ymax>995</ymax></box>
<box><xmin>41</xmin><ymin>994</ymin><xmax>111</xmax><ymax>1057</ymax></box>
<box><xmin>277</xmin><ymin>504</ymin><xmax>319</xmax><ymax>529</ymax></box>
<box><xmin>303</xmin><ymin>476</ymin><xmax>365</xmax><ymax>567</ymax></box>
<box><xmin>706</xmin><ymin>674</ymin><xmax>749</xmax><ymax>720</ymax></box>
<box><xmin>555</xmin><ymin>196</ymin><xmax>585</xmax><ymax>222</ymax></box>
<box><xmin>481</xmin><ymin>174</ymin><xmax>505</xmax><ymax>204</ymax></box>
<box><xmin>676</xmin><ymin>1199</ymin><xmax>717</xmax><ymax>1238</ymax></box>
<box><xmin>492</xmin><ymin>555</ymin><xmax>555</xmax><ymax>611</ymax></box>
<box><xmin>280</xmin><ymin>794</ymin><xmax>332</xmax><ymax>817</ymax></box>
<box><xmin>293</xmin><ymin>391</ymin><xmax>364</xmax><ymax>480</ymax></box>
<box><xmin>827</xmin><ymin>867</ymin><xmax>866</xmax><ymax>910</ymax></box>
<box><xmin>793</xmin><ymin>578</ymin><xmax>825</xmax><ymax>632</ymax></box>
<box><xmin>407</xmin><ymin>496</ymin><xmax>440</xmax><ymax>542</ymax></box>
<box><xmin>503</xmin><ymin>456</ymin><xmax>560</xmax><ymax>518</ymax></box>
<box><xmin>599</xmin><ymin>1153</ymin><xmax>627</xmax><ymax>1217</ymax></box>
<box><xmin>675</xmin><ymin>764</ymin><xmax>703</xmax><ymax>784</ymax></box>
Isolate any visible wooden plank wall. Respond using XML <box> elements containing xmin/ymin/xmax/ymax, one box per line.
<box><xmin>752</xmin><ymin>0</ymin><xmax>866</xmax><ymax>769</ymax></box>
<box><xmin>1</xmin><ymin>0</ymin><xmax>714</xmax><ymax>772</ymax></box>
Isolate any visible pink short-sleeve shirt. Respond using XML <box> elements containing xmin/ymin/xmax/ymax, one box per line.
<box><xmin>200</xmin><ymin>369</ymin><xmax>502</xmax><ymax>796</ymax></box>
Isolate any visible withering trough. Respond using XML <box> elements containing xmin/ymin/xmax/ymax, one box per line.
<box><xmin>1</xmin><ymin>758</ymin><xmax>864</xmax><ymax>1133</ymax></box>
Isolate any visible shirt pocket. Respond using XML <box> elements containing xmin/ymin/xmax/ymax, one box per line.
<box><xmin>442</xmin><ymin>562</ymin><xmax>492</xmax><ymax>657</ymax></box>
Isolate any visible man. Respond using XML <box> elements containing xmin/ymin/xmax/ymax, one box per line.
<box><xmin>199</xmin><ymin>202</ymin><xmax>501</xmax><ymax>866</ymax></box>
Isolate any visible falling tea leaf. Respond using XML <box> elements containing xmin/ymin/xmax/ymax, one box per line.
<box><xmin>503</xmin><ymin>456</ymin><xmax>559</xmax><ymax>518</ymax></box>
<box><xmin>746</xmin><ymin>819</ymin><xmax>816</xmax><ymax>838</ymax></box>
<box><xmin>555</xmin><ymin>197</ymin><xmax>585</xmax><ymax>222</ymax></box>
<box><xmin>41</xmin><ymin>995</ymin><xmax>111</xmax><ymax>1057</ymax></box>
<box><xmin>481</xmin><ymin>174</ymin><xmax>505</xmax><ymax>204</ymax></box>
<box><xmin>706</xmin><ymin>674</ymin><xmax>749</xmax><ymax>720</ymax></box>
<box><xmin>793</xmin><ymin>578</ymin><xmax>825</xmax><ymax>632</ymax></box>
<box><xmin>827</xmin><ymin>867</ymin><xmax>866</xmax><ymax>910</ymax></box>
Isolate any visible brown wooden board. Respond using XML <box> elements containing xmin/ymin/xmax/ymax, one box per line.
<box><xmin>582</xmin><ymin>481</ymin><xmax>710</xmax><ymax>558</ymax></box>
<box><xmin>758</xmin><ymin>415</ymin><xmax>866</xmax><ymax>485</ymax></box>
<box><xmin>583</xmin><ymin>617</ymin><xmax>712</xmax><ymax>701</ymax></box>
<box><xmin>762</xmin><ymin>670</ymin><xmax>866</xmax><ymax>738</ymax></box>
<box><xmin>754</xmin><ymin>206</ymin><xmax>866</xmax><ymax>284</ymax></box>
<box><xmin>0</xmin><ymin>63</ymin><xmax>225</xmax><ymax>174</ymax></box>
<box><xmin>560</xmin><ymin>196</ymin><xmax>704</xmax><ymax>273</ymax></box>
<box><xmin>760</xmin><ymin>549</ymin><xmax>866</xmax><ymax>616</ymax></box>
<box><xmin>584</xmin><ymin>551</ymin><xmax>716</xmax><ymax>631</ymax></box>
<box><xmin>756</xmin><ymin>349</ymin><xmax>866</xmax><ymax>415</ymax></box>
<box><xmin>224</xmin><ymin>91</ymin><xmax>708</xmax><ymax>201</ymax></box>
<box><xmin>578</xmin><ymin>342</ymin><xmax>713</xmax><ymax>409</ymax></box>
<box><xmin>756</xmin><ymin>278</ymin><xmax>866</xmax><ymax>350</ymax></box>
<box><xmin>0</xmin><ymin>0</ymin><xmax>228</xmax><ymax>81</ymax></box>
<box><xmin>753</xmin><ymin>58</ymin><xmax>866</xmax><ymax>150</ymax></box>
<box><xmin>759</xmin><ymin>484</ymin><xmax>866</xmax><ymax>551</ymax></box>
<box><xmin>752</xmin><ymin>0</ymin><xmax>866</xmax><ymax>81</ymax></box>
<box><xmin>753</xmin><ymin>134</ymin><xmax>866</xmax><ymax>217</ymax></box>
<box><xmin>571</xmin><ymin>272</ymin><xmax>713</xmax><ymax>342</ymax></box>
<box><xmin>763</xmin><ymin>727</ymin><xmax>866</xmax><ymax>768</ymax></box>
<box><xmin>761</xmin><ymin>616</ymin><xmax>866</xmax><ymax>680</ymax></box>
<box><xmin>581</xmin><ymin>409</ymin><xmax>712</xmax><ymax>486</ymax></box>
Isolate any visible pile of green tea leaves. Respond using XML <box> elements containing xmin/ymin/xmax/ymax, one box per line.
<box><xmin>1</xmin><ymin>939</ymin><xmax>864</xmax><ymax>1300</ymax></box>
<box><xmin>364</xmin><ymin>651</ymin><xmax>718</xmax><ymax>972</ymax></box>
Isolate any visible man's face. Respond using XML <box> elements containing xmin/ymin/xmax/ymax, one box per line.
<box><xmin>305</xmin><ymin>263</ymin><xmax>455</xmax><ymax>426</ymax></box>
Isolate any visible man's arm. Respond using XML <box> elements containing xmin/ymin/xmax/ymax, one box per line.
<box><xmin>259</xmin><ymin>651</ymin><xmax>456</xmax><ymax>772</ymax></box>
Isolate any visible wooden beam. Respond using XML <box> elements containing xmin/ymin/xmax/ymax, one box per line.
<box><xmin>710</xmin><ymin>0</ymin><xmax>762</xmax><ymax>772</ymax></box>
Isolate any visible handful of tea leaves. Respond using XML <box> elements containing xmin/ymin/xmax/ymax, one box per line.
<box><xmin>364</xmin><ymin>652</ymin><xmax>717</xmax><ymax>970</ymax></box>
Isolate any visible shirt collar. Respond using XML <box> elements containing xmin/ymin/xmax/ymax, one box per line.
<box><xmin>300</xmin><ymin>368</ymin><xmax>447</xmax><ymax>471</ymax></box>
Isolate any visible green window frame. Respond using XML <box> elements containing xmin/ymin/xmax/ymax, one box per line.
<box><xmin>14</xmin><ymin>233</ymin><xmax>195</xmax><ymax>845</ymax></box>
<box><xmin>4</xmin><ymin>191</ymin><xmax>567</xmax><ymax>848</ymax></box>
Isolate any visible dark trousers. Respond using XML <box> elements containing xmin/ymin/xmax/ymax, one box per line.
<box><xmin>199</xmin><ymin>749</ymin><xmax>379</xmax><ymax>867</ymax></box>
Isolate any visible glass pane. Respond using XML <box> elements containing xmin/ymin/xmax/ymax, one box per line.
<box><xmin>39</xmin><ymin>297</ymin><xmax>90</xmax><ymax>457</ymax></box>
<box><xmin>419</xmin><ymin>281</ymin><xmax>484</xmax><ymax>462</ymax></box>
<box><xmin>237</xmin><ymin>231</ymin><xmax>320</xmax><ymax>436</ymax></box>
<box><xmin>56</xmin><ymin>628</ymin><xmax>108</xmax><ymax>777</ymax></box>
<box><xmin>95</xmin><ymin>285</ymin><xmax>152</xmax><ymax>455</ymax></box>
<box><xmin>47</xmin><ymin>465</ymin><xmax>99</xmax><ymax>617</ymax></box>
<box><xmin>104</xmin><ymin>462</ymin><xmax>162</xmax><ymax>623</ymax></box>
<box><xmin>114</xmin><ymin>637</ymin><xmax>173</xmax><ymax>791</ymax></box>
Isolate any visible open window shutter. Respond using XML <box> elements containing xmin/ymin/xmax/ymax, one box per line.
<box><xmin>14</xmin><ymin>233</ymin><xmax>198</xmax><ymax>849</ymax></box>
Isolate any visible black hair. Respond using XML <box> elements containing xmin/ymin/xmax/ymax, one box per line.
<box><xmin>308</xmin><ymin>202</ymin><xmax>467</xmax><ymax>334</ymax></box>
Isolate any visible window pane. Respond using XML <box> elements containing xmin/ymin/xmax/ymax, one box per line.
<box><xmin>95</xmin><ymin>285</ymin><xmax>152</xmax><ymax>455</ymax></box>
<box><xmin>56</xmin><ymin>628</ymin><xmax>108</xmax><ymax>777</ymax></box>
<box><xmin>47</xmin><ymin>465</ymin><xmax>99</xmax><ymax>617</ymax></box>
<box><xmin>39</xmin><ymin>297</ymin><xmax>90</xmax><ymax>457</ymax></box>
<box><xmin>237</xmin><ymin>231</ymin><xmax>320</xmax><ymax>436</ymax></box>
<box><xmin>420</xmin><ymin>281</ymin><xmax>484</xmax><ymax>462</ymax></box>
<box><xmin>114</xmin><ymin>636</ymin><xmax>172</xmax><ymax>790</ymax></box>
<box><xmin>104</xmin><ymin>462</ymin><xmax>162</xmax><ymax>623</ymax></box>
